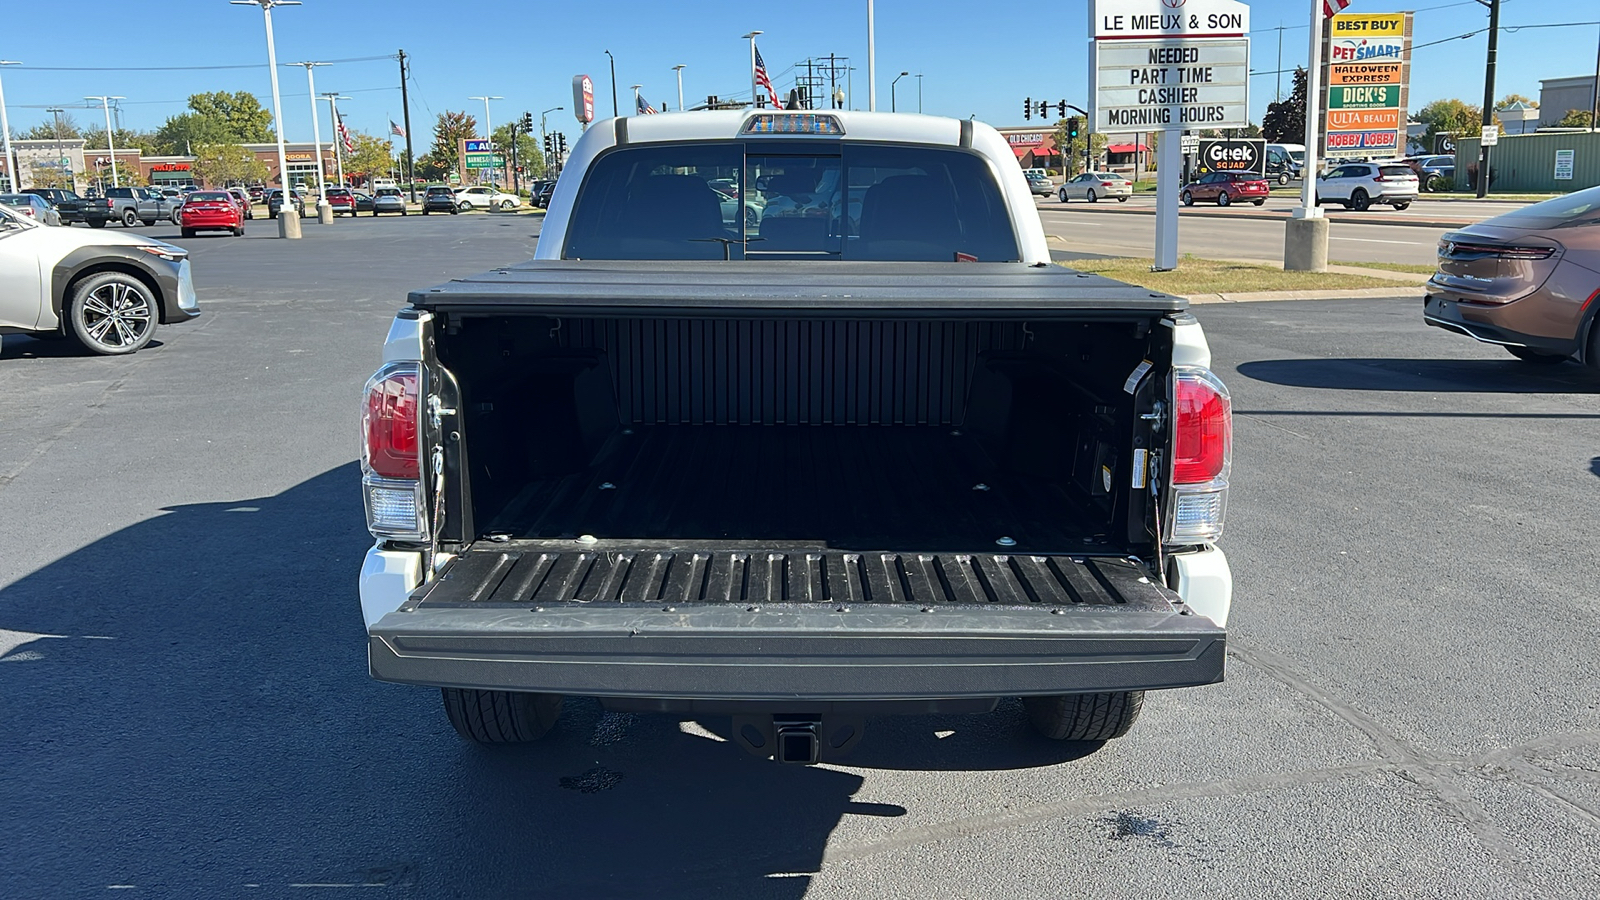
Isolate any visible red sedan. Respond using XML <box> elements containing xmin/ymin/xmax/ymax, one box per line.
<box><xmin>1181</xmin><ymin>171</ymin><xmax>1270</xmax><ymax>207</ymax></box>
<box><xmin>325</xmin><ymin>187</ymin><xmax>358</xmax><ymax>216</ymax></box>
<box><xmin>180</xmin><ymin>190</ymin><xmax>245</xmax><ymax>237</ymax></box>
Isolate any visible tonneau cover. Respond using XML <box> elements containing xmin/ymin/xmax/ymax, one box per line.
<box><xmin>407</xmin><ymin>260</ymin><xmax>1186</xmax><ymax>317</ymax></box>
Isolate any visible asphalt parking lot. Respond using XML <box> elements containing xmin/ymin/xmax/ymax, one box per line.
<box><xmin>3</xmin><ymin>214</ymin><xmax>1598</xmax><ymax>898</ymax></box>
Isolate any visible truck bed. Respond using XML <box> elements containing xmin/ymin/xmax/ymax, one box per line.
<box><xmin>407</xmin><ymin>260</ymin><xmax>1186</xmax><ymax>317</ymax></box>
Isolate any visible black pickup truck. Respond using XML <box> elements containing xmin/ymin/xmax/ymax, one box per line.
<box><xmin>21</xmin><ymin>188</ymin><xmax>86</xmax><ymax>224</ymax></box>
<box><xmin>357</xmin><ymin>111</ymin><xmax>1235</xmax><ymax>762</ymax></box>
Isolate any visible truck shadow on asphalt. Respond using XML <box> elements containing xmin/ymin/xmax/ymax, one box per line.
<box><xmin>0</xmin><ymin>463</ymin><xmax>1104</xmax><ymax>897</ymax></box>
<box><xmin>0</xmin><ymin>335</ymin><xmax>166</xmax><ymax>359</ymax></box>
<box><xmin>1237</xmin><ymin>357</ymin><xmax>1600</xmax><ymax>394</ymax></box>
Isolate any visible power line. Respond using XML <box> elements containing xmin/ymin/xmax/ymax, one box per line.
<box><xmin>7</xmin><ymin>54</ymin><xmax>398</xmax><ymax>73</ymax></box>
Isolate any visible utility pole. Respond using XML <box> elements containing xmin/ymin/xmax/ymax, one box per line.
<box><xmin>1476</xmin><ymin>0</ymin><xmax>1499</xmax><ymax>198</ymax></box>
<box><xmin>399</xmin><ymin>50</ymin><xmax>417</xmax><ymax>203</ymax></box>
<box><xmin>1590</xmin><ymin>25</ymin><xmax>1599</xmax><ymax>132</ymax></box>
<box><xmin>828</xmin><ymin>53</ymin><xmax>839</xmax><ymax>108</ymax></box>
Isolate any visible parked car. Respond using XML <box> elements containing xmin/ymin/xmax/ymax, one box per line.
<box><xmin>532</xmin><ymin>180</ymin><xmax>557</xmax><ymax>209</ymax></box>
<box><xmin>352</xmin><ymin>190</ymin><xmax>375</xmax><ymax>213</ymax></box>
<box><xmin>1059</xmin><ymin>171</ymin><xmax>1133</xmax><ymax>203</ymax></box>
<box><xmin>372</xmin><ymin>187</ymin><xmax>407</xmax><ymax>216</ymax></box>
<box><xmin>80</xmin><ymin>186</ymin><xmax>181</xmax><ymax>228</ymax></box>
<box><xmin>454</xmin><ymin>184</ymin><xmax>521</xmax><ymax>211</ymax></box>
<box><xmin>1424</xmin><ymin>184</ymin><xmax>1600</xmax><ymax>367</ymax></box>
<box><xmin>21</xmin><ymin>188</ymin><xmax>85</xmax><ymax>224</ymax></box>
<box><xmin>0</xmin><ymin>204</ymin><xmax>200</xmax><ymax>354</ymax></box>
<box><xmin>421</xmin><ymin>185</ymin><xmax>459</xmax><ymax>215</ymax></box>
<box><xmin>225</xmin><ymin>187</ymin><xmax>255</xmax><ymax>219</ymax></box>
<box><xmin>1403</xmin><ymin>155</ymin><xmax>1455</xmax><ymax>192</ymax></box>
<box><xmin>1024</xmin><ymin>171</ymin><xmax>1054</xmax><ymax>197</ymax></box>
<box><xmin>358</xmin><ymin>110</ymin><xmax>1234</xmax><ymax>758</ymax></box>
<box><xmin>248</xmin><ymin>185</ymin><xmax>266</xmax><ymax>203</ymax></box>
<box><xmin>179</xmin><ymin>190</ymin><xmax>245</xmax><ymax>238</ymax></box>
<box><xmin>324</xmin><ymin>187</ymin><xmax>359</xmax><ymax>216</ymax></box>
<box><xmin>0</xmin><ymin>193</ymin><xmax>63</xmax><ymax>226</ymax></box>
<box><xmin>1182</xmin><ymin>171</ymin><xmax>1269</xmax><ymax>207</ymax></box>
<box><xmin>1314</xmin><ymin>161</ymin><xmax>1418</xmax><ymax>211</ymax></box>
<box><xmin>266</xmin><ymin>189</ymin><xmax>306</xmax><ymax>219</ymax></box>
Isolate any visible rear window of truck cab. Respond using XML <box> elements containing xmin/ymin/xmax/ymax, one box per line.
<box><xmin>563</xmin><ymin>141</ymin><xmax>1020</xmax><ymax>262</ymax></box>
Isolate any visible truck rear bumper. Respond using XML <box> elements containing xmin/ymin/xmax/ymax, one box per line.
<box><xmin>366</xmin><ymin>544</ymin><xmax>1226</xmax><ymax>701</ymax></box>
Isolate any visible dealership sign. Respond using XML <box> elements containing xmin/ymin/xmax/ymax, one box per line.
<box><xmin>1323</xmin><ymin>12</ymin><xmax>1411</xmax><ymax>158</ymax></box>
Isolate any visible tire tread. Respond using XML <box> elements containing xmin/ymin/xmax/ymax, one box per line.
<box><xmin>1024</xmin><ymin>691</ymin><xmax>1143</xmax><ymax>741</ymax></box>
<box><xmin>442</xmin><ymin>688</ymin><xmax>562</xmax><ymax>743</ymax></box>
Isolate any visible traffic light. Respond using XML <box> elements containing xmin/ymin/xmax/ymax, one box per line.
<box><xmin>544</xmin><ymin>134</ymin><xmax>554</xmax><ymax>156</ymax></box>
<box><xmin>1036</xmin><ymin>101</ymin><xmax>1049</xmax><ymax>119</ymax></box>
<box><xmin>1067</xmin><ymin>117</ymin><xmax>1081</xmax><ymax>140</ymax></box>
<box><xmin>521</xmin><ymin>112</ymin><xmax>534</xmax><ymax>132</ymax></box>
<box><xmin>556</xmin><ymin>133</ymin><xmax>567</xmax><ymax>154</ymax></box>
<box><xmin>1056</xmin><ymin>100</ymin><xmax>1067</xmax><ymax>117</ymax></box>
<box><xmin>1024</xmin><ymin>97</ymin><xmax>1032</xmax><ymax>120</ymax></box>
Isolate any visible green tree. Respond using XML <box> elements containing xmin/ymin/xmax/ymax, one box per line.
<box><xmin>1555</xmin><ymin>109</ymin><xmax>1593</xmax><ymax>128</ymax></box>
<box><xmin>23</xmin><ymin>113</ymin><xmax>82</xmax><ymax>140</ymax></box>
<box><xmin>82</xmin><ymin>127</ymin><xmax>159</xmax><ymax>155</ymax></box>
<box><xmin>1495</xmin><ymin>94</ymin><xmax>1537</xmax><ymax>110</ymax></box>
<box><xmin>429</xmin><ymin>111</ymin><xmax>477</xmax><ymax>176</ymax></box>
<box><xmin>491</xmin><ymin>122</ymin><xmax>544</xmax><ymax>180</ymax></box>
<box><xmin>190</xmin><ymin>142</ymin><xmax>270</xmax><ymax>187</ymax></box>
<box><xmin>1261</xmin><ymin>68</ymin><xmax>1307</xmax><ymax>144</ymax></box>
<box><xmin>153</xmin><ymin>113</ymin><xmax>226</xmax><ymax>155</ymax></box>
<box><xmin>1413</xmin><ymin>98</ymin><xmax>1480</xmax><ymax>152</ymax></box>
<box><xmin>185</xmin><ymin>91</ymin><xmax>275</xmax><ymax>142</ymax></box>
<box><xmin>345</xmin><ymin>132</ymin><xmax>397</xmax><ymax>182</ymax></box>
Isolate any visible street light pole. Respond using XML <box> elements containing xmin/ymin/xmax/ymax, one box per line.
<box><xmin>291</xmin><ymin>62</ymin><xmax>332</xmax><ymax>222</ymax></box>
<box><xmin>742</xmin><ymin>32</ymin><xmax>763</xmax><ymax>109</ymax></box>
<box><xmin>85</xmin><ymin>95</ymin><xmax>124</xmax><ymax>188</ymax></box>
<box><xmin>1476</xmin><ymin>0</ymin><xmax>1500</xmax><ymax>198</ymax></box>
<box><xmin>469</xmin><ymin>95</ymin><xmax>501</xmax><ymax>185</ymax></box>
<box><xmin>916</xmin><ymin>73</ymin><xmax>923</xmax><ymax>113</ymax></box>
<box><xmin>604</xmin><ymin>51</ymin><xmax>618</xmax><ymax>118</ymax></box>
<box><xmin>672</xmin><ymin>65</ymin><xmax>686</xmax><ymax>112</ymax></box>
<box><xmin>232</xmin><ymin>0</ymin><xmax>302</xmax><ymax>239</ymax></box>
<box><xmin>891</xmin><ymin>71</ymin><xmax>908</xmax><ymax>113</ymax></box>
<box><xmin>46</xmin><ymin>106</ymin><xmax>65</xmax><ymax>189</ymax></box>
<box><xmin>867</xmin><ymin>0</ymin><xmax>877</xmax><ymax>111</ymax></box>
<box><xmin>0</xmin><ymin>61</ymin><xmax>19</xmax><ymax>194</ymax></box>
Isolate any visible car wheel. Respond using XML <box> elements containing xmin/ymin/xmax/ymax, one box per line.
<box><xmin>499</xmin><ymin>199</ymin><xmax>515</xmax><ymax>210</ymax></box>
<box><xmin>66</xmin><ymin>271</ymin><xmax>157</xmax><ymax>356</ymax></box>
<box><xmin>458</xmin><ymin>201</ymin><xmax>472</xmax><ymax>212</ymax></box>
<box><xmin>269</xmin><ymin>211</ymin><xmax>277</xmax><ymax>219</ymax></box>
<box><xmin>441</xmin><ymin>688</ymin><xmax>562</xmax><ymax>743</ymax></box>
<box><xmin>450</xmin><ymin>208</ymin><xmax>458</xmax><ymax>215</ymax></box>
<box><xmin>1278</xmin><ymin>173</ymin><xmax>1290</xmax><ymax>185</ymax></box>
<box><xmin>171</xmin><ymin>210</ymin><xmax>182</xmax><ymax>225</ymax></box>
<box><xmin>1181</xmin><ymin>190</ymin><xmax>1194</xmax><ymax>206</ymax></box>
<box><xmin>234</xmin><ymin>225</ymin><xmax>245</xmax><ymax>237</ymax></box>
<box><xmin>743</xmin><ymin>206</ymin><xmax>759</xmax><ymax>229</ymax></box>
<box><xmin>87</xmin><ymin>219</ymin><xmax>107</xmax><ymax>228</ymax></box>
<box><xmin>1087</xmin><ymin>189</ymin><xmax>1098</xmax><ymax>203</ymax></box>
<box><xmin>1253</xmin><ymin>199</ymin><xmax>1265</xmax><ymax>206</ymax></box>
<box><xmin>1059</xmin><ymin>189</ymin><xmax>1068</xmax><ymax>203</ymax></box>
<box><xmin>1505</xmin><ymin>346</ymin><xmax>1570</xmax><ymax>364</ymax></box>
<box><xmin>1217</xmin><ymin>192</ymin><xmax>1231</xmax><ymax>207</ymax></box>
<box><xmin>1023</xmin><ymin>691</ymin><xmax>1143</xmax><ymax>741</ymax></box>
<box><xmin>181</xmin><ymin>227</ymin><xmax>194</xmax><ymax>238</ymax></box>
<box><xmin>1117</xmin><ymin>196</ymin><xmax>1128</xmax><ymax>202</ymax></box>
<box><xmin>1350</xmin><ymin>189</ymin><xmax>1371</xmax><ymax>211</ymax></box>
<box><xmin>401</xmin><ymin>210</ymin><xmax>407</xmax><ymax>216</ymax></box>
<box><xmin>122</xmin><ymin>209</ymin><xmax>140</xmax><ymax>227</ymax></box>
<box><xmin>1392</xmin><ymin>202</ymin><xmax>1411</xmax><ymax>211</ymax></box>
<box><xmin>422</xmin><ymin>209</ymin><xmax>430</xmax><ymax>215</ymax></box>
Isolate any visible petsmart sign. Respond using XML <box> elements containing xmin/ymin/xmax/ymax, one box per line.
<box><xmin>1323</xmin><ymin>12</ymin><xmax>1412</xmax><ymax>158</ymax></box>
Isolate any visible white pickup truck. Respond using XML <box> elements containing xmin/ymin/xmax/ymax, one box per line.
<box><xmin>358</xmin><ymin>110</ymin><xmax>1234</xmax><ymax>762</ymax></box>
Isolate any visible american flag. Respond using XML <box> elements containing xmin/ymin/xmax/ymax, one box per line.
<box><xmin>636</xmin><ymin>93</ymin><xmax>658</xmax><ymax>115</ymax></box>
<box><xmin>337</xmin><ymin>115</ymin><xmax>354</xmax><ymax>153</ymax></box>
<box><xmin>753</xmin><ymin>45</ymin><xmax>783</xmax><ymax>110</ymax></box>
<box><xmin>389</xmin><ymin>119</ymin><xmax>406</xmax><ymax>138</ymax></box>
<box><xmin>1323</xmin><ymin>0</ymin><xmax>1352</xmax><ymax>16</ymax></box>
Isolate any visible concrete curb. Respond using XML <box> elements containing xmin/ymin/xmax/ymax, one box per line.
<box><xmin>1185</xmin><ymin>286</ymin><xmax>1421</xmax><ymax>304</ymax></box>
<box><xmin>1037</xmin><ymin>202</ymin><xmax>1472</xmax><ymax>230</ymax></box>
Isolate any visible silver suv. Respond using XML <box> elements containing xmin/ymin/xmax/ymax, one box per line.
<box><xmin>1315</xmin><ymin>161</ymin><xmax>1419</xmax><ymax>211</ymax></box>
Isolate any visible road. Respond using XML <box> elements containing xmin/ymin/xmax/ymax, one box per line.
<box><xmin>1037</xmin><ymin>203</ymin><xmax>1450</xmax><ymax>267</ymax></box>
<box><xmin>3</xmin><ymin>214</ymin><xmax>1598</xmax><ymax>898</ymax></box>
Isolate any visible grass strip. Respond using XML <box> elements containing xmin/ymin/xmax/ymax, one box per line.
<box><xmin>1063</xmin><ymin>256</ymin><xmax>1406</xmax><ymax>295</ymax></box>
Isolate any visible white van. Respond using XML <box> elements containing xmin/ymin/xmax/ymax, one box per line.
<box><xmin>1264</xmin><ymin>144</ymin><xmax>1305</xmax><ymax>184</ymax></box>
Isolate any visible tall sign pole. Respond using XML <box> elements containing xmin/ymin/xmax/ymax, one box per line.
<box><xmin>399</xmin><ymin>50</ymin><xmax>417</xmax><ymax>203</ymax></box>
<box><xmin>1286</xmin><ymin>0</ymin><xmax>1328</xmax><ymax>271</ymax></box>
<box><xmin>1093</xmin><ymin>0</ymin><xmax>1250</xmax><ymax>271</ymax></box>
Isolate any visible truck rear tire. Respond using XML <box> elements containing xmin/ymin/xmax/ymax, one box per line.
<box><xmin>1023</xmin><ymin>691</ymin><xmax>1143</xmax><ymax>741</ymax></box>
<box><xmin>442</xmin><ymin>688</ymin><xmax>562</xmax><ymax>743</ymax></box>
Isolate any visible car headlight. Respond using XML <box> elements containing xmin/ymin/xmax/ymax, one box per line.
<box><xmin>137</xmin><ymin>244</ymin><xmax>188</xmax><ymax>263</ymax></box>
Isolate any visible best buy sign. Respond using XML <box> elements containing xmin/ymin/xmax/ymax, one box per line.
<box><xmin>1327</xmin><ymin>84</ymin><xmax>1399</xmax><ymax>109</ymax></box>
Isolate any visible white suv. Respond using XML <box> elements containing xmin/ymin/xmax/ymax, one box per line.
<box><xmin>453</xmin><ymin>185</ymin><xmax>521</xmax><ymax>211</ymax></box>
<box><xmin>1315</xmin><ymin>161</ymin><xmax>1418</xmax><ymax>211</ymax></box>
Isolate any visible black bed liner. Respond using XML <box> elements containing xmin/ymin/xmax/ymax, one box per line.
<box><xmin>407</xmin><ymin>260</ymin><xmax>1186</xmax><ymax>317</ymax></box>
<box><xmin>413</xmin><ymin>541</ymin><xmax>1172</xmax><ymax>611</ymax></box>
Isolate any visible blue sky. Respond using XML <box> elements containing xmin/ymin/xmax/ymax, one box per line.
<box><xmin>2</xmin><ymin>1</ymin><xmax>1594</xmax><ymax>145</ymax></box>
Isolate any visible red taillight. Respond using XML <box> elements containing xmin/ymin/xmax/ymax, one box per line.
<box><xmin>363</xmin><ymin>366</ymin><xmax>420</xmax><ymax>479</ymax></box>
<box><xmin>1173</xmin><ymin>369</ymin><xmax>1231</xmax><ymax>484</ymax></box>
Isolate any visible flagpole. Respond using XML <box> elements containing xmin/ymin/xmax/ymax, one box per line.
<box><xmin>743</xmin><ymin>32</ymin><xmax>762</xmax><ymax>109</ymax></box>
<box><xmin>631</xmin><ymin>84</ymin><xmax>642</xmax><ymax>116</ymax></box>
